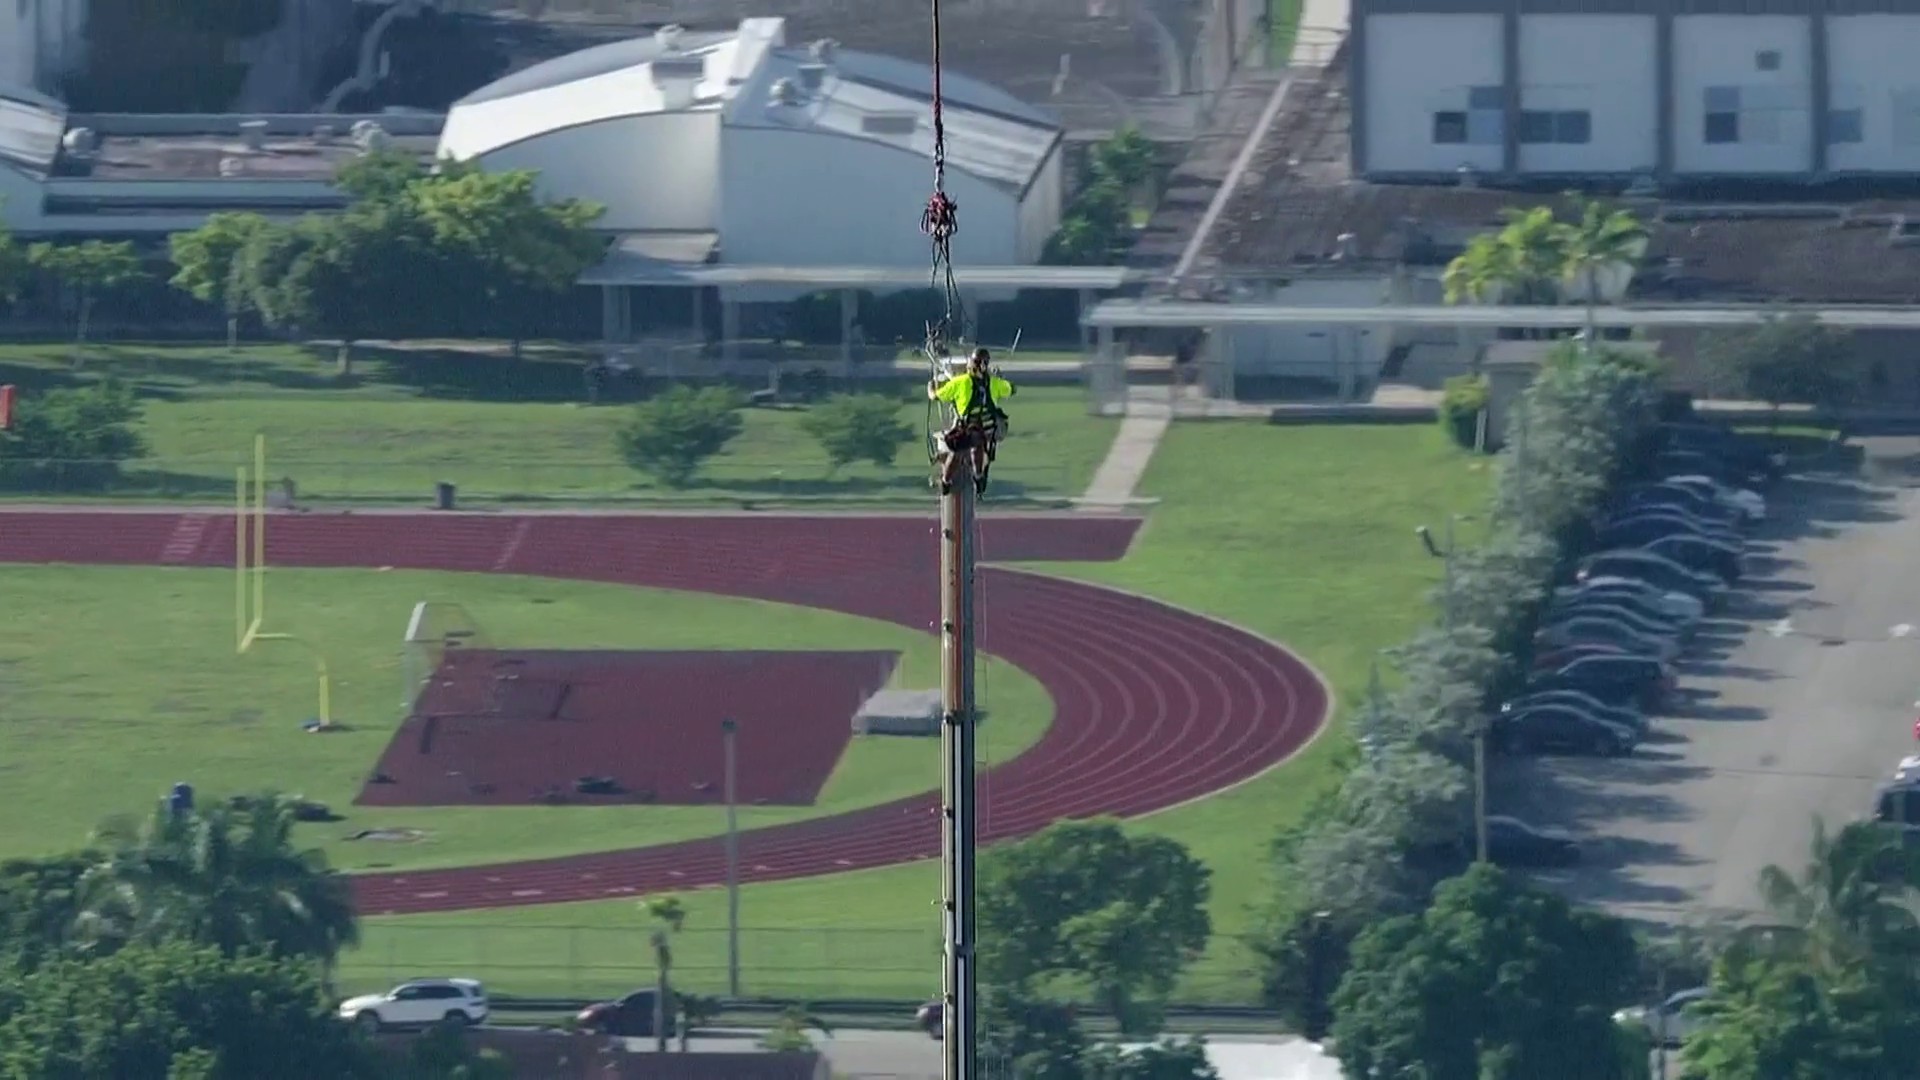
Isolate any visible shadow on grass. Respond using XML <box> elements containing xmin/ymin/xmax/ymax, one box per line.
<box><xmin>361</xmin><ymin>348</ymin><xmax>592</xmax><ymax>404</ymax></box>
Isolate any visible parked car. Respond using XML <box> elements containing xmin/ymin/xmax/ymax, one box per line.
<box><xmin>1529</xmin><ymin>654</ymin><xmax>1674</xmax><ymax>711</ymax></box>
<box><xmin>1556</xmin><ymin>577</ymin><xmax>1705</xmax><ymax>622</ymax></box>
<box><xmin>1532</xmin><ymin>643</ymin><xmax>1629</xmax><ymax>673</ymax></box>
<box><xmin>1600</xmin><ymin>513</ymin><xmax>1742</xmax><ymax>549</ymax></box>
<box><xmin>1505</xmin><ymin>699</ymin><xmax>1649</xmax><ymax>737</ymax></box>
<box><xmin>1501</xmin><ymin>689</ymin><xmax>1646</xmax><ymax>733</ymax></box>
<box><xmin>1615</xmin><ymin>988</ymin><xmax>1712</xmax><ymax>1048</ymax></box>
<box><xmin>1491</xmin><ymin>707</ymin><xmax>1638</xmax><ymax>756</ymax></box>
<box><xmin>1623</xmin><ymin>482</ymin><xmax>1749</xmax><ymax>526</ymax></box>
<box><xmin>1637</xmin><ymin>533</ymin><xmax>1743</xmax><ymax>582</ymax></box>
<box><xmin>1550</xmin><ymin>599</ymin><xmax>1693</xmax><ymax>640</ymax></box>
<box><xmin>1578</xmin><ymin>550</ymin><xmax>1724</xmax><ymax>600</ymax></box>
<box><xmin>576</xmin><ymin>988</ymin><xmax>679</xmax><ymax>1038</ymax></box>
<box><xmin>1662</xmin><ymin>473</ymin><xmax>1768</xmax><ymax>521</ymax></box>
<box><xmin>1410</xmin><ymin>815</ymin><xmax>1583</xmax><ymax>874</ymax></box>
<box><xmin>1535</xmin><ymin>617</ymin><xmax>1680</xmax><ymax>661</ymax></box>
<box><xmin>1484</xmin><ymin>815</ymin><xmax>1583</xmax><ymax>866</ymax></box>
<box><xmin>1658</xmin><ymin>423</ymin><xmax>1785</xmax><ymax>479</ymax></box>
<box><xmin>337</xmin><ymin>978</ymin><xmax>489</xmax><ymax>1033</ymax></box>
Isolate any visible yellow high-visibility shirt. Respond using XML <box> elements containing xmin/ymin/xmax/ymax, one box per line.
<box><xmin>935</xmin><ymin>373</ymin><xmax>1016</xmax><ymax>418</ymax></box>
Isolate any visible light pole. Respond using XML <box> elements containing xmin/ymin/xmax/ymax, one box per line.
<box><xmin>721</xmin><ymin>717</ymin><xmax>740</xmax><ymax>999</ymax></box>
<box><xmin>1416</xmin><ymin>513</ymin><xmax>1487</xmax><ymax>864</ymax></box>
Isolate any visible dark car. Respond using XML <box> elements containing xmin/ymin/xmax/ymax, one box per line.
<box><xmin>1531</xmin><ymin>643</ymin><xmax>1628</xmax><ymax>673</ymax></box>
<box><xmin>1501</xmin><ymin>689</ymin><xmax>1645</xmax><ymax>733</ymax></box>
<box><xmin>1622</xmin><ymin>490</ymin><xmax>1744</xmax><ymax>531</ymax></box>
<box><xmin>1491</xmin><ymin>707</ymin><xmax>1637</xmax><ymax>756</ymax></box>
<box><xmin>1600</xmin><ymin>514</ymin><xmax>1741</xmax><ymax>549</ymax></box>
<box><xmin>1551</xmin><ymin>599</ymin><xmax>1692</xmax><ymax>640</ymax></box>
<box><xmin>1485</xmin><ymin>816</ymin><xmax>1582</xmax><ymax>866</ymax></box>
<box><xmin>577</xmin><ymin>989</ymin><xmax>678</xmax><ymax>1038</ymax></box>
<box><xmin>1529</xmin><ymin>654</ymin><xmax>1673</xmax><ymax>711</ymax></box>
<box><xmin>1505</xmin><ymin>699</ymin><xmax>1649</xmax><ymax>737</ymax></box>
<box><xmin>1657</xmin><ymin>424</ymin><xmax>1784</xmax><ymax>481</ymax></box>
<box><xmin>1638</xmin><ymin>534</ymin><xmax>1743</xmax><ymax>582</ymax></box>
<box><xmin>1409</xmin><ymin>815</ymin><xmax>1582</xmax><ymax>874</ymax></box>
<box><xmin>1579</xmin><ymin>550</ymin><xmax>1722</xmax><ymax>600</ymax></box>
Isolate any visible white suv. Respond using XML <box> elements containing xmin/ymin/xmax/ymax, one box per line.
<box><xmin>338</xmin><ymin>978</ymin><xmax>489</xmax><ymax>1033</ymax></box>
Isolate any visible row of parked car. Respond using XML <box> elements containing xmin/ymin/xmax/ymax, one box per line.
<box><xmin>1467</xmin><ymin>422</ymin><xmax>1780</xmax><ymax>871</ymax></box>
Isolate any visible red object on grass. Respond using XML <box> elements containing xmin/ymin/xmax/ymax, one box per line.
<box><xmin>0</xmin><ymin>384</ymin><xmax>13</xmax><ymax>431</ymax></box>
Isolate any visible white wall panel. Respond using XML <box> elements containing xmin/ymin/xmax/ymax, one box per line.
<box><xmin>1827</xmin><ymin>16</ymin><xmax>1920</xmax><ymax>173</ymax></box>
<box><xmin>1363</xmin><ymin>14</ymin><xmax>1504</xmax><ymax>174</ymax></box>
<box><xmin>1518</xmin><ymin>15</ymin><xmax>1657</xmax><ymax>173</ymax></box>
<box><xmin>1673</xmin><ymin>15</ymin><xmax>1812</xmax><ymax>175</ymax></box>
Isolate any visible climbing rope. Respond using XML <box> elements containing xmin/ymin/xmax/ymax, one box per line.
<box><xmin>922</xmin><ymin>0</ymin><xmax>966</xmax><ymax>465</ymax></box>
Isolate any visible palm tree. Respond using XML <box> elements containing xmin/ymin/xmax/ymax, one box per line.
<box><xmin>642</xmin><ymin>895</ymin><xmax>687</xmax><ymax>1053</ymax></box>
<box><xmin>1442</xmin><ymin>206</ymin><xmax>1566</xmax><ymax>341</ymax></box>
<box><xmin>1555</xmin><ymin>196</ymin><xmax>1649</xmax><ymax>350</ymax></box>
<box><xmin>76</xmin><ymin>793</ymin><xmax>358</xmax><ymax>965</ymax></box>
<box><xmin>1441</xmin><ymin>232</ymin><xmax>1515</xmax><ymax>307</ymax></box>
<box><xmin>1748</xmin><ymin>818</ymin><xmax>1920</xmax><ymax>972</ymax></box>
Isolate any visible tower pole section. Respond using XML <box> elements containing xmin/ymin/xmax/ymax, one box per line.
<box><xmin>940</xmin><ymin>469</ymin><xmax>979</xmax><ymax>1080</ymax></box>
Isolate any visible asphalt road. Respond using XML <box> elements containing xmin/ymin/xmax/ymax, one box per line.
<box><xmin>646</xmin><ymin>1028</ymin><xmax>1333</xmax><ymax>1079</ymax></box>
<box><xmin>1492</xmin><ymin>439</ymin><xmax>1920</xmax><ymax>929</ymax></box>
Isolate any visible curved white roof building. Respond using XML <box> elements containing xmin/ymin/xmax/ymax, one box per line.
<box><xmin>439</xmin><ymin>17</ymin><xmax>1065</xmax><ymax>272</ymax></box>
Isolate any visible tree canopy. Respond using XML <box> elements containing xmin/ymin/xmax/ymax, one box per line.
<box><xmin>1330</xmin><ymin>864</ymin><xmax>1641</xmax><ymax>1080</ymax></box>
<box><xmin>979</xmin><ymin>819</ymin><xmax>1210</xmax><ymax>1033</ymax></box>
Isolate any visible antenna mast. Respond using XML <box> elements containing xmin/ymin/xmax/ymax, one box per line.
<box><xmin>939</xmin><ymin>473</ymin><xmax>980</xmax><ymax>1078</ymax></box>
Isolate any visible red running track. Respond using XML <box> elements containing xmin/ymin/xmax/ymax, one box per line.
<box><xmin>0</xmin><ymin>509</ymin><xmax>1331</xmax><ymax>915</ymax></box>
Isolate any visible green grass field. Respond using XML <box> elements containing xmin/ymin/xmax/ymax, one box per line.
<box><xmin>345</xmin><ymin>423</ymin><xmax>1495</xmax><ymax>1003</ymax></box>
<box><xmin>0</xmin><ymin>566</ymin><xmax>1049</xmax><ymax>874</ymax></box>
<box><xmin>0</xmin><ymin>343</ymin><xmax>1113</xmax><ymax>505</ymax></box>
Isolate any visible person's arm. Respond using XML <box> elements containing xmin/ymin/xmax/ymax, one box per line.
<box><xmin>933</xmin><ymin>377</ymin><xmax>963</xmax><ymax>404</ymax></box>
<box><xmin>993</xmin><ymin>376</ymin><xmax>1016</xmax><ymax>400</ymax></box>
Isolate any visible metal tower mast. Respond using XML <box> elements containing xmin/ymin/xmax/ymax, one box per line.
<box><xmin>939</xmin><ymin>467</ymin><xmax>980</xmax><ymax>1079</ymax></box>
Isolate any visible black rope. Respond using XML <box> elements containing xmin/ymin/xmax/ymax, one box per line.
<box><xmin>921</xmin><ymin>0</ymin><xmax>965</xmax><ymax>465</ymax></box>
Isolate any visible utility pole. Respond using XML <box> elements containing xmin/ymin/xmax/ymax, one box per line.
<box><xmin>721</xmin><ymin>717</ymin><xmax>740</xmax><ymax>999</ymax></box>
<box><xmin>939</xmin><ymin>465</ymin><xmax>980</xmax><ymax>1080</ymax></box>
<box><xmin>1420</xmin><ymin>515</ymin><xmax>1486</xmax><ymax>864</ymax></box>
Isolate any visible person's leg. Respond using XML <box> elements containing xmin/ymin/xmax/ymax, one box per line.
<box><xmin>972</xmin><ymin>445</ymin><xmax>990</xmax><ymax>494</ymax></box>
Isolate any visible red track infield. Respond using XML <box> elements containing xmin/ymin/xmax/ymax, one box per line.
<box><xmin>363</xmin><ymin>648</ymin><xmax>899</xmax><ymax>808</ymax></box>
<box><xmin>0</xmin><ymin>509</ymin><xmax>1331</xmax><ymax>916</ymax></box>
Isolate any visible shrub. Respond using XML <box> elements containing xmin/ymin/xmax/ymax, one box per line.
<box><xmin>615</xmin><ymin>385</ymin><xmax>745</xmax><ymax>488</ymax></box>
<box><xmin>798</xmin><ymin>394</ymin><xmax>916</xmax><ymax>473</ymax></box>
<box><xmin>0</xmin><ymin>380</ymin><xmax>150</xmax><ymax>491</ymax></box>
<box><xmin>1437</xmin><ymin>374</ymin><xmax>1489</xmax><ymax>450</ymax></box>
<box><xmin>1254</xmin><ymin>343</ymin><xmax>1660</xmax><ymax>1022</ymax></box>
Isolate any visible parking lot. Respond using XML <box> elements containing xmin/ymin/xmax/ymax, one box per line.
<box><xmin>1491</xmin><ymin>436</ymin><xmax>1920</xmax><ymax>928</ymax></box>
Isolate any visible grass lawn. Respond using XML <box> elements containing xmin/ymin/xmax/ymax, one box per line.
<box><xmin>0</xmin><ymin>566</ymin><xmax>1049</xmax><ymax>874</ymax></box>
<box><xmin>346</xmin><ymin>424</ymin><xmax>1495</xmax><ymax>1003</ymax></box>
<box><xmin>0</xmin><ymin>343</ymin><xmax>1115</xmax><ymax>504</ymax></box>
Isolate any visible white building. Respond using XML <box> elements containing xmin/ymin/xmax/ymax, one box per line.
<box><xmin>1352</xmin><ymin>0</ymin><xmax>1920</xmax><ymax>180</ymax></box>
<box><xmin>440</xmin><ymin>18</ymin><xmax>1066</xmax><ymax>278</ymax></box>
<box><xmin>1</xmin><ymin>0</ymin><xmax>87</xmax><ymax>97</ymax></box>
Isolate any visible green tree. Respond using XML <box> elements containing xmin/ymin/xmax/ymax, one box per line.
<box><xmin>1557</xmin><ymin>196</ymin><xmax>1648</xmax><ymax>349</ymax></box>
<box><xmin>0</xmin><ymin>213</ymin><xmax>21</xmax><ymax>303</ymax></box>
<box><xmin>980</xmin><ymin>819</ymin><xmax>1210</xmax><ymax>1033</ymax></box>
<box><xmin>1082</xmin><ymin>1038</ymin><xmax>1220</xmax><ymax>1080</ymax></box>
<box><xmin>798</xmin><ymin>394</ymin><xmax>916</xmax><ymax>474</ymax></box>
<box><xmin>408</xmin><ymin>168</ymin><xmax>604</xmax><ymax>354</ymax></box>
<box><xmin>0</xmin><ymin>380</ymin><xmax>150</xmax><ymax>492</ymax></box>
<box><xmin>333</xmin><ymin>148</ymin><xmax>430</xmax><ymax>203</ymax></box>
<box><xmin>27</xmin><ymin>241</ymin><xmax>147</xmax><ymax>358</ymax></box>
<box><xmin>402</xmin><ymin>1023</ymin><xmax>514</xmax><ymax>1080</ymax></box>
<box><xmin>616</xmin><ymin>385</ymin><xmax>746</xmax><ymax>488</ymax></box>
<box><xmin>757</xmin><ymin>1005</ymin><xmax>832</xmax><ymax>1052</ymax></box>
<box><xmin>1331</xmin><ymin>863</ymin><xmax>1640</xmax><ymax>1080</ymax></box>
<box><xmin>0</xmin><ymin>853</ymin><xmax>94</xmax><ymax>972</ymax></box>
<box><xmin>168</xmin><ymin>212</ymin><xmax>273</xmax><ymax>350</ymax></box>
<box><xmin>76</xmin><ymin>793</ymin><xmax>358</xmax><ymax>965</ymax></box>
<box><xmin>1705</xmin><ymin>314</ymin><xmax>1856</xmax><ymax>421</ymax></box>
<box><xmin>1748</xmin><ymin>818</ymin><xmax>1920</xmax><ymax>973</ymax></box>
<box><xmin>0</xmin><ymin>940</ymin><xmax>375</xmax><ymax>1079</ymax></box>
<box><xmin>982</xmin><ymin>988</ymin><xmax>1088</xmax><ymax>1080</ymax></box>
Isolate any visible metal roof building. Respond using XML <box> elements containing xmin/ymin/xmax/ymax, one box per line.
<box><xmin>439</xmin><ymin>18</ymin><xmax>1066</xmax><ymax>278</ymax></box>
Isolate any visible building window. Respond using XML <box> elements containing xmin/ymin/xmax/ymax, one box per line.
<box><xmin>1828</xmin><ymin>108</ymin><xmax>1864</xmax><ymax>144</ymax></box>
<box><xmin>1519</xmin><ymin>109</ymin><xmax>1591</xmax><ymax>145</ymax></box>
<box><xmin>1433</xmin><ymin>112</ymin><xmax>1468</xmax><ymax>144</ymax></box>
<box><xmin>1704</xmin><ymin>86</ymin><xmax>1741</xmax><ymax>144</ymax></box>
<box><xmin>1756</xmin><ymin>49</ymin><xmax>1781</xmax><ymax>72</ymax></box>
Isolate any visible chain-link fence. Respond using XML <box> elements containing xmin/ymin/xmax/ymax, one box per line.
<box><xmin>0</xmin><ymin>455</ymin><xmax>1078</xmax><ymax>507</ymax></box>
<box><xmin>339</xmin><ymin>922</ymin><xmax>1264</xmax><ymax>1005</ymax></box>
